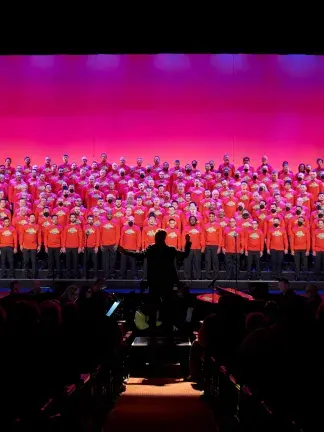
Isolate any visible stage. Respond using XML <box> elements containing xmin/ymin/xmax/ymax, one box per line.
<box><xmin>0</xmin><ymin>269</ymin><xmax>323</xmax><ymax>292</ymax></box>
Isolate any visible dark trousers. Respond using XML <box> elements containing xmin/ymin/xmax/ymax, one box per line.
<box><xmin>184</xmin><ymin>249</ymin><xmax>201</xmax><ymax>280</ymax></box>
<box><xmin>23</xmin><ymin>249</ymin><xmax>37</xmax><ymax>276</ymax></box>
<box><xmin>47</xmin><ymin>247</ymin><xmax>61</xmax><ymax>276</ymax></box>
<box><xmin>102</xmin><ymin>245</ymin><xmax>117</xmax><ymax>278</ymax></box>
<box><xmin>83</xmin><ymin>247</ymin><xmax>98</xmax><ymax>278</ymax></box>
<box><xmin>247</xmin><ymin>251</ymin><xmax>261</xmax><ymax>279</ymax></box>
<box><xmin>1</xmin><ymin>246</ymin><xmax>14</xmax><ymax>277</ymax></box>
<box><xmin>270</xmin><ymin>249</ymin><xmax>284</xmax><ymax>279</ymax></box>
<box><xmin>314</xmin><ymin>252</ymin><xmax>324</xmax><ymax>278</ymax></box>
<box><xmin>120</xmin><ymin>253</ymin><xmax>136</xmax><ymax>279</ymax></box>
<box><xmin>225</xmin><ymin>253</ymin><xmax>240</xmax><ymax>280</ymax></box>
<box><xmin>240</xmin><ymin>253</ymin><xmax>247</xmax><ymax>271</ymax></box>
<box><xmin>293</xmin><ymin>250</ymin><xmax>307</xmax><ymax>277</ymax></box>
<box><xmin>14</xmin><ymin>249</ymin><xmax>23</xmax><ymax>269</ymax></box>
<box><xmin>38</xmin><ymin>245</ymin><xmax>48</xmax><ymax>269</ymax></box>
<box><xmin>65</xmin><ymin>248</ymin><xmax>79</xmax><ymax>278</ymax></box>
<box><xmin>205</xmin><ymin>245</ymin><xmax>219</xmax><ymax>279</ymax></box>
<box><xmin>149</xmin><ymin>286</ymin><xmax>174</xmax><ymax>335</ymax></box>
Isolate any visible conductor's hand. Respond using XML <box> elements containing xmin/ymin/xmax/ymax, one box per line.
<box><xmin>185</xmin><ymin>234</ymin><xmax>191</xmax><ymax>243</ymax></box>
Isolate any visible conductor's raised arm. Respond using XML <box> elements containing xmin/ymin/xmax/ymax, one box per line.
<box><xmin>118</xmin><ymin>245</ymin><xmax>147</xmax><ymax>261</ymax></box>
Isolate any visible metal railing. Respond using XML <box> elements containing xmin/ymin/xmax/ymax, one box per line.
<box><xmin>203</xmin><ymin>355</ymin><xmax>304</xmax><ymax>432</ymax></box>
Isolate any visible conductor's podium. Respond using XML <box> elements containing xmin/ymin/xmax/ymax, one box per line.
<box><xmin>130</xmin><ymin>336</ymin><xmax>192</xmax><ymax>378</ymax></box>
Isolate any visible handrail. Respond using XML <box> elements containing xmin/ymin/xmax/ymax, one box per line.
<box><xmin>9</xmin><ymin>331</ymin><xmax>133</xmax><ymax>430</ymax></box>
<box><xmin>40</xmin><ymin>398</ymin><xmax>54</xmax><ymax>413</ymax></box>
<box><xmin>206</xmin><ymin>354</ymin><xmax>303</xmax><ymax>432</ymax></box>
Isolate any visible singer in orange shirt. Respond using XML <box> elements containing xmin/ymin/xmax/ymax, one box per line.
<box><xmin>289</xmin><ymin>216</ymin><xmax>310</xmax><ymax>280</ymax></box>
<box><xmin>62</xmin><ymin>213</ymin><xmax>83</xmax><ymax>279</ymax></box>
<box><xmin>312</xmin><ymin>219</ymin><xmax>324</xmax><ymax>280</ymax></box>
<box><xmin>245</xmin><ymin>220</ymin><xmax>264</xmax><ymax>280</ymax></box>
<box><xmin>203</xmin><ymin>212</ymin><xmax>222</xmax><ymax>280</ymax></box>
<box><xmin>119</xmin><ymin>217</ymin><xmax>141</xmax><ymax>279</ymax></box>
<box><xmin>222</xmin><ymin>218</ymin><xmax>243</xmax><ymax>280</ymax></box>
<box><xmin>100</xmin><ymin>210</ymin><xmax>120</xmax><ymax>280</ymax></box>
<box><xmin>0</xmin><ymin>217</ymin><xmax>18</xmax><ymax>278</ymax></box>
<box><xmin>83</xmin><ymin>214</ymin><xmax>100</xmax><ymax>279</ymax></box>
<box><xmin>20</xmin><ymin>213</ymin><xmax>41</xmax><ymax>279</ymax></box>
<box><xmin>44</xmin><ymin>214</ymin><xmax>64</xmax><ymax>279</ymax></box>
<box><xmin>266</xmin><ymin>217</ymin><xmax>288</xmax><ymax>280</ymax></box>
<box><xmin>182</xmin><ymin>215</ymin><xmax>205</xmax><ymax>280</ymax></box>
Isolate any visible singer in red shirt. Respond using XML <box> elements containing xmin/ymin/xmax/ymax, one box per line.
<box><xmin>182</xmin><ymin>215</ymin><xmax>205</xmax><ymax>280</ymax></box>
<box><xmin>44</xmin><ymin>214</ymin><xmax>64</xmax><ymax>279</ymax></box>
<box><xmin>21</xmin><ymin>213</ymin><xmax>41</xmax><ymax>279</ymax></box>
<box><xmin>290</xmin><ymin>216</ymin><xmax>310</xmax><ymax>281</ymax></box>
<box><xmin>222</xmin><ymin>218</ymin><xmax>243</xmax><ymax>280</ymax></box>
<box><xmin>0</xmin><ymin>217</ymin><xmax>18</xmax><ymax>278</ymax></box>
<box><xmin>266</xmin><ymin>217</ymin><xmax>288</xmax><ymax>280</ymax></box>
<box><xmin>62</xmin><ymin>213</ymin><xmax>83</xmax><ymax>279</ymax></box>
<box><xmin>83</xmin><ymin>214</ymin><xmax>100</xmax><ymax>279</ymax></box>
<box><xmin>313</xmin><ymin>219</ymin><xmax>324</xmax><ymax>279</ymax></box>
<box><xmin>203</xmin><ymin>212</ymin><xmax>222</xmax><ymax>280</ymax></box>
<box><xmin>245</xmin><ymin>220</ymin><xmax>264</xmax><ymax>280</ymax></box>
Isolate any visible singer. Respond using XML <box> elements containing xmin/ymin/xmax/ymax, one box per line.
<box><xmin>62</xmin><ymin>213</ymin><xmax>83</xmax><ymax>279</ymax></box>
<box><xmin>83</xmin><ymin>215</ymin><xmax>100</xmax><ymax>279</ymax></box>
<box><xmin>222</xmin><ymin>218</ymin><xmax>243</xmax><ymax>280</ymax></box>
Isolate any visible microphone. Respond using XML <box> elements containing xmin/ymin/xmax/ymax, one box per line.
<box><xmin>233</xmin><ymin>232</ymin><xmax>238</xmax><ymax>237</ymax></box>
<box><xmin>85</xmin><ymin>230</ymin><xmax>90</xmax><ymax>237</ymax></box>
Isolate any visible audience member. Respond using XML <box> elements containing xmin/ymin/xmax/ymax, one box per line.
<box><xmin>0</xmin><ymin>151</ymin><xmax>323</xmax><ymax>430</ymax></box>
<box><xmin>305</xmin><ymin>283</ymin><xmax>322</xmax><ymax>319</ymax></box>
<box><xmin>9</xmin><ymin>280</ymin><xmax>20</xmax><ymax>294</ymax></box>
<box><xmin>0</xmin><ymin>280</ymin><xmax>124</xmax><ymax>425</ymax></box>
<box><xmin>245</xmin><ymin>311</ymin><xmax>269</xmax><ymax>334</ymax></box>
<box><xmin>59</xmin><ymin>284</ymin><xmax>79</xmax><ymax>304</ymax></box>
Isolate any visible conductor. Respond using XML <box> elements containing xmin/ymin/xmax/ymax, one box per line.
<box><xmin>118</xmin><ymin>230</ymin><xmax>192</xmax><ymax>333</ymax></box>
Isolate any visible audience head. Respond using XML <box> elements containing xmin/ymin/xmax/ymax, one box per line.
<box><xmin>32</xmin><ymin>280</ymin><xmax>41</xmax><ymax>294</ymax></box>
<box><xmin>316</xmin><ymin>301</ymin><xmax>324</xmax><ymax>331</ymax></box>
<box><xmin>278</xmin><ymin>278</ymin><xmax>291</xmax><ymax>294</ymax></box>
<box><xmin>92</xmin><ymin>279</ymin><xmax>106</xmax><ymax>293</ymax></box>
<box><xmin>245</xmin><ymin>312</ymin><xmax>269</xmax><ymax>334</ymax></box>
<box><xmin>13</xmin><ymin>300</ymin><xmax>40</xmax><ymax>333</ymax></box>
<box><xmin>0</xmin><ymin>306</ymin><xmax>7</xmax><ymax>335</ymax></box>
<box><xmin>305</xmin><ymin>284</ymin><xmax>319</xmax><ymax>300</ymax></box>
<box><xmin>10</xmin><ymin>280</ymin><xmax>20</xmax><ymax>295</ymax></box>
<box><xmin>61</xmin><ymin>301</ymin><xmax>79</xmax><ymax>324</ymax></box>
<box><xmin>264</xmin><ymin>301</ymin><xmax>280</xmax><ymax>324</ymax></box>
<box><xmin>39</xmin><ymin>300</ymin><xmax>62</xmax><ymax>331</ymax></box>
<box><xmin>79</xmin><ymin>285</ymin><xmax>93</xmax><ymax>301</ymax></box>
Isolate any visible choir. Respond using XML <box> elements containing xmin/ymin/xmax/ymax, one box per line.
<box><xmin>0</xmin><ymin>153</ymin><xmax>323</xmax><ymax>281</ymax></box>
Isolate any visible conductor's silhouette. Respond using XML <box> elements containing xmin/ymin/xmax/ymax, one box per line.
<box><xmin>119</xmin><ymin>229</ymin><xmax>191</xmax><ymax>332</ymax></box>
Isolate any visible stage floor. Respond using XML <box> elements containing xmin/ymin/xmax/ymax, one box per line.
<box><xmin>0</xmin><ymin>275</ymin><xmax>323</xmax><ymax>295</ymax></box>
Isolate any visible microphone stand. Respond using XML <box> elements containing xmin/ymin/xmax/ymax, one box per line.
<box><xmin>208</xmin><ymin>278</ymin><xmax>219</xmax><ymax>303</ymax></box>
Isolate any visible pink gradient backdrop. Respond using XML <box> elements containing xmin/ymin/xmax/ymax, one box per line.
<box><xmin>0</xmin><ymin>54</ymin><xmax>323</xmax><ymax>170</ymax></box>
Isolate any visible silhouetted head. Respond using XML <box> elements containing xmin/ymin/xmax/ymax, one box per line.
<box><xmin>245</xmin><ymin>312</ymin><xmax>269</xmax><ymax>333</ymax></box>
<box><xmin>278</xmin><ymin>278</ymin><xmax>290</xmax><ymax>294</ymax></box>
<box><xmin>264</xmin><ymin>300</ymin><xmax>280</xmax><ymax>324</ymax></box>
<box><xmin>155</xmin><ymin>229</ymin><xmax>167</xmax><ymax>244</ymax></box>
<box><xmin>306</xmin><ymin>283</ymin><xmax>319</xmax><ymax>300</ymax></box>
<box><xmin>316</xmin><ymin>301</ymin><xmax>324</xmax><ymax>331</ymax></box>
<box><xmin>10</xmin><ymin>280</ymin><xmax>20</xmax><ymax>295</ymax></box>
